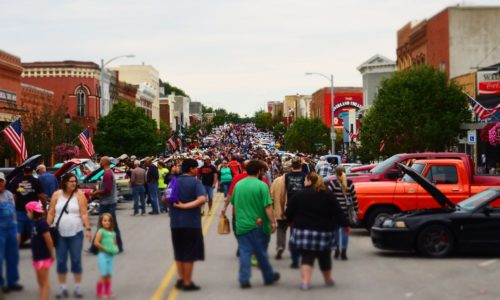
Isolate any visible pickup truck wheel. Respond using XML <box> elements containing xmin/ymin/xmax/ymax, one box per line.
<box><xmin>417</xmin><ymin>225</ymin><xmax>454</xmax><ymax>258</ymax></box>
<box><xmin>366</xmin><ymin>207</ymin><xmax>398</xmax><ymax>230</ymax></box>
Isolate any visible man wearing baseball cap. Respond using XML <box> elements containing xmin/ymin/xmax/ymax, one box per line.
<box><xmin>9</xmin><ymin>165</ymin><xmax>46</xmax><ymax>243</ymax></box>
<box><xmin>0</xmin><ymin>172</ymin><xmax>23</xmax><ymax>293</ymax></box>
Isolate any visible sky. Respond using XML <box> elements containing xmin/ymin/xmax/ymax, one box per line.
<box><xmin>2</xmin><ymin>0</ymin><xmax>499</xmax><ymax>116</ymax></box>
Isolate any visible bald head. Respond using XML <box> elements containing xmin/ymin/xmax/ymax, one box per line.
<box><xmin>100</xmin><ymin>156</ymin><xmax>111</xmax><ymax>168</ymax></box>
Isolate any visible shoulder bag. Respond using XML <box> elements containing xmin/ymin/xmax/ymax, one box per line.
<box><xmin>49</xmin><ymin>190</ymin><xmax>75</xmax><ymax>247</ymax></box>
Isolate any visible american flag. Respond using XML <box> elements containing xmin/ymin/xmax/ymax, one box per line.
<box><xmin>465</xmin><ymin>93</ymin><xmax>500</xmax><ymax>120</ymax></box>
<box><xmin>2</xmin><ymin>118</ymin><xmax>28</xmax><ymax>160</ymax></box>
<box><xmin>344</xmin><ymin>127</ymin><xmax>359</xmax><ymax>140</ymax></box>
<box><xmin>79</xmin><ymin>128</ymin><xmax>95</xmax><ymax>156</ymax></box>
<box><xmin>177</xmin><ymin>137</ymin><xmax>183</xmax><ymax>149</ymax></box>
<box><xmin>168</xmin><ymin>137</ymin><xmax>177</xmax><ymax>150</ymax></box>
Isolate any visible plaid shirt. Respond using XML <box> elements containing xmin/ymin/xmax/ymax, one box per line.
<box><xmin>289</xmin><ymin>228</ymin><xmax>336</xmax><ymax>251</ymax></box>
<box><xmin>315</xmin><ymin>163</ymin><xmax>333</xmax><ymax>178</ymax></box>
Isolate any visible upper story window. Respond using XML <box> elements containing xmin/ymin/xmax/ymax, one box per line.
<box><xmin>77</xmin><ymin>90</ymin><xmax>86</xmax><ymax>117</ymax></box>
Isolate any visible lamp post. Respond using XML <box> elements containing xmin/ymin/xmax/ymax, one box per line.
<box><xmin>100</xmin><ymin>54</ymin><xmax>135</xmax><ymax>116</ymax></box>
<box><xmin>305</xmin><ymin>72</ymin><xmax>335</xmax><ymax>154</ymax></box>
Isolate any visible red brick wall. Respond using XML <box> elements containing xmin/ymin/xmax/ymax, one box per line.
<box><xmin>427</xmin><ymin>9</ymin><xmax>450</xmax><ymax>75</ymax></box>
<box><xmin>0</xmin><ymin>50</ymin><xmax>23</xmax><ymax>116</ymax></box>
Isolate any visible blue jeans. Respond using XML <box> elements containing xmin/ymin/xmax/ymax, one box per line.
<box><xmin>0</xmin><ymin>227</ymin><xmax>19</xmax><ymax>287</ymax></box>
<box><xmin>221</xmin><ymin>182</ymin><xmax>231</xmax><ymax>198</ymax></box>
<box><xmin>204</xmin><ymin>185</ymin><xmax>214</xmax><ymax>201</ymax></box>
<box><xmin>56</xmin><ymin>231</ymin><xmax>83</xmax><ymax>274</ymax></box>
<box><xmin>335</xmin><ymin>226</ymin><xmax>349</xmax><ymax>250</ymax></box>
<box><xmin>99</xmin><ymin>203</ymin><xmax>123</xmax><ymax>251</ymax></box>
<box><xmin>132</xmin><ymin>185</ymin><xmax>146</xmax><ymax>214</ymax></box>
<box><xmin>16</xmin><ymin>211</ymin><xmax>33</xmax><ymax>234</ymax></box>
<box><xmin>147</xmin><ymin>183</ymin><xmax>160</xmax><ymax>213</ymax></box>
<box><xmin>237</xmin><ymin>228</ymin><xmax>274</xmax><ymax>285</ymax></box>
<box><xmin>158</xmin><ymin>188</ymin><xmax>167</xmax><ymax>212</ymax></box>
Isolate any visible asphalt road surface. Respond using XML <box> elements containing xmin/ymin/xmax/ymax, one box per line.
<box><xmin>8</xmin><ymin>193</ymin><xmax>500</xmax><ymax>300</ymax></box>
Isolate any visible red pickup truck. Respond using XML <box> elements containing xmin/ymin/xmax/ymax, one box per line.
<box><xmin>345</xmin><ymin>152</ymin><xmax>494</xmax><ymax>184</ymax></box>
<box><xmin>355</xmin><ymin>159</ymin><xmax>500</xmax><ymax>229</ymax></box>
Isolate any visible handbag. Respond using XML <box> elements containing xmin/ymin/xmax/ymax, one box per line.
<box><xmin>217</xmin><ymin>214</ymin><xmax>231</xmax><ymax>235</ymax></box>
<box><xmin>50</xmin><ymin>190</ymin><xmax>75</xmax><ymax>247</ymax></box>
<box><xmin>341</xmin><ymin>186</ymin><xmax>358</xmax><ymax>226</ymax></box>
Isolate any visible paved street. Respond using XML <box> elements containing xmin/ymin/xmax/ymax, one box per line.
<box><xmin>8</xmin><ymin>193</ymin><xmax>500</xmax><ymax>300</ymax></box>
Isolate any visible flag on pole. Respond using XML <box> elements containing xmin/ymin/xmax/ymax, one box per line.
<box><xmin>465</xmin><ymin>93</ymin><xmax>500</xmax><ymax>120</ymax></box>
<box><xmin>79</xmin><ymin>128</ymin><xmax>95</xmax><ymax>156</ymax></box>
<box><xmin>343</xmin><ymin>127</ymin><xmax>359</xmax><ymax>140</ymax></box>
<box><xmin>168</xmin><ymin>137</ymin><xmax>177</xmax><ymax>150</ymax></box>
<box><xmin>2</xmin><ymin>118</ymin><xmax>28</xmax><ymax>160</ymax></box>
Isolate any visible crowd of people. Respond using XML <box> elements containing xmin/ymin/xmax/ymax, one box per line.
<box><xmin>0</xmin><ymin>123</ymin><xmax>359</xmax><ymax>299</ymax></box>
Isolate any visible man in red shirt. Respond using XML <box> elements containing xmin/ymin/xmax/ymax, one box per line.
<box><xmin>227</xmin><ymin>155</ymin><xmax>242</xmax><ymax>176</ymax></box>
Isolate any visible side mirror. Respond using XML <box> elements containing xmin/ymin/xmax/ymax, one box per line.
<box><xmin>483</xmin><ymin>206</ymin><xmax>493</xmax><ymax>216</ymax></box>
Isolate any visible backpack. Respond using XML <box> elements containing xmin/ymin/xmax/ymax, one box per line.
<box><xmin>165</xmin><ymin>176</ymin><xmax>180</xmax><ymax>204</ymax></box>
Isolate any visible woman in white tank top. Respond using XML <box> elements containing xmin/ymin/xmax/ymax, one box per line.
<box><xmin>47</xmin><ymin>173</ymin><xmax>91</xmax><ymax>298</ymax></box>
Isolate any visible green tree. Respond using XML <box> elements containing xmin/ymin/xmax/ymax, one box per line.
<box><xmin>285</xmin><ymin>118</ymin><xmax>331</xmax><ymax>154</ymax></box>
<box><xmin>254</xmin><ymin>110</ymin><xmax>273</xmax><ymax>130</ymax></box>
<box><xmin>359</xmin><ymin>65</ymin><xmax>470</xmax><ymax>159</ymax></box>
<box><xmin>159</xmin><ymin>80</ymin><xmax>188</xmax><ymax>97</ymax></box>
<box><xmin>94</xmin><ymin>101</ymin><xmax>161</xmax><ymax>157</ymax></box>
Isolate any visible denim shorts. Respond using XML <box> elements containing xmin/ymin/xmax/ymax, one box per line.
<box><xmin>97</xmin><ymin>252</ymin><xmax>115</xmax><ymax>276</ymax></box>
<box><xmin>204</xmin><ymin>185</ymin><xmax>214</xmax><ymax>201</ymax></box>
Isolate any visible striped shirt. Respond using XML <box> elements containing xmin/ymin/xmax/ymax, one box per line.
<box><xmin>327</xmin><ymin>179</ymin><xmax>359</xmax><ymax>214</ymax></box>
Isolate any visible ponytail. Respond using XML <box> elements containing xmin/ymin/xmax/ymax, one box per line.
<box><xmin>335</xmin><ymin>166</ymin><xmax>348</xmax><ymax>193</ymax></box>
<box><xmin>307</xmin><ymin>172</ymin><xmax>326</xmax><ymax>192</ymax></box>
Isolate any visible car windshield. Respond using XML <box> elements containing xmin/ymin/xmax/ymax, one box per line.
<box><xmin>401</xmin><ymin>163</ymin><xmax>426</xmax><ymax>182</ymax></box>
<box><xmin>457</xmin><ymin>189</ymin><xmax>499</xmax><ymax>212</ymax></box>
<box><xmin>370</xmin><ymin>155</ymin><xmax>401</xmax><ymax>174</ymax></box>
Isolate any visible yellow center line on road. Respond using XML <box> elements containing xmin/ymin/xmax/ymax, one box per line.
<box><xmin>151</xmin><ymin>194</ymin><xmax>223</xmax><ymax>300</ymax></box>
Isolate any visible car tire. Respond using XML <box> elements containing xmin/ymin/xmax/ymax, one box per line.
<box><xmin>365</xmin><ymin>206</ymin><xmax>398</xmax><ymax>230</ymax></box>
<box><xmin>417</xmin><ymin>224</ymin><xmax>455</xmax><ymax>258</ymax></box>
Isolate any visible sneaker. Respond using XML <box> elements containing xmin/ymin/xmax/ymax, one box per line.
<box><xmin>175</xmin><ymin>279</ymin><xmax>184</xmax><ymax>289</ymax></box>
<box><xmin>183</xmin><ymin>283</ymin><xmax>201</xmax><ymax>291</ymax></box>
<box><xmin>7</xmin><ymin>284</ymin><xmax>23</xmax><ymax>292</ymax></box>
<box><xmin>264</xmin><ymin>272</ymin><xmax>280</xmax><ymax>286</ymax></box>
<box><xmin>334</xmin><ymin>249</ymin><xmax>340</xmax><ymax>259</ymax></box>
<box><xmin>73</xmin><ymin>289</ymin><xmax>83</xmax><ymax>298</ymax></box>
<box><xmin>300</xmin><ymin>283</ymin><xmax>310</xmax><ymax>290</ymax></box>
<box><xmin>240</xmin><ymin>282</ymin><xmax>252</xmax><ymax>289</ymax></box>
<box><xmin>132</xmin><ymin>212</ymin><xmax>138</xmax><ymax>216</ymax></box>
<box><xmin>55</xmin><ymin>289</ymin><xmax>69</xmax><ymax>298</ymax></box>
<box><xmin>325</xmin><ymin>279</ymin><xmax>335</xmax><ymax>287</ymax></box>
<box><xmin>275</xmin><ymin>249</ymin><xmax>283</xmax><ymax>260</ymax></box>
<box><xmin>290</xmin><ymin>262</ymin><xmax>299</xmax><ymax>269</ymax></box>
<box><xmin>149</xmin><ymin>212</ymin><xmax>159</xmax><ymax>215</ymax></box>
<box><xmin>208</xmin><ymin>211</ymin><xmax>213</xmax><ymax>216</ymax></box>
<box><xmin>141</xmin><ymin>212</ymin><xmax>145</xmax><ymax>216</ymax></box>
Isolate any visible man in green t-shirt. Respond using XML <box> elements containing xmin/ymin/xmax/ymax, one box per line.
<box><xmin>157</xmin><ymin>162</ymin><xmax>169</xmax><ymax>213</ymax></box>
<box><xmin>231</xmin><ymin>160</ymin><xmax>279</xmax><ymax>289</ymax></box>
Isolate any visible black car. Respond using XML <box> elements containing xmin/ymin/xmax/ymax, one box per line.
<box><xmin>371</xmin><ymin>163</ymin><xmax>500</xmax><ymax>257</ymax></box>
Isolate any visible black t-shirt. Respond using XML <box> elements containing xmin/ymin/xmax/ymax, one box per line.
<box><xmin>285</xmin><ymin>171</ymin><xmax>306</xmax><ymax>200</ymax></box>
<box><xmin>10</xmin><ymin>175</ymin><xmax>43</xmax><ymax>211</ymax></box>
<box><xmin>30</xmin><ymin>219</ymin><xmax>51</xmax><ymax>261</ymax></box>
<box><xmin>199</xmin><ymin>165</ymin><xmax>217</xmax><ymax>186</ymax></box>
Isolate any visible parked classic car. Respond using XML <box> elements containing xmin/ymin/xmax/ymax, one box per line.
<box><xmin>371</xmin><ymin>163</ymin><xmax>500</xmax><ymax>257</ymax></box>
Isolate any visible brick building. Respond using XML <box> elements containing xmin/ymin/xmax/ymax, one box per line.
<box><xmin>21</xmin><ymin>61</ymin><xmax>101</xmax><ymax>134</ymax></box>
<box><xmin>397</xmin><ymin>6</ymin><xmax>500</xmax><ymax>79</ymax></box>
<box><xmin>310</xmin><ymin>87</ymin><xmax>363</xmax><ymax>128</ymax></box>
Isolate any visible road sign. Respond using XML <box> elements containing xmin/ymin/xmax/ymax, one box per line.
<box><xmin>467</xmin><ymin>130</ymin><xmax>476</xmax><ymax>144</ymax></box>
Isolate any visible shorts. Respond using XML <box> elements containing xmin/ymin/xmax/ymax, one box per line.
<box><xmin>16</xmin><ymin>211</ymin><xmax>34</xmax><ymax>234</ymax></box>
<box><xmin>33</xmin><ymin>258</ymin><xmax>54</xmax><ymax>271</ymax></box>
<box><xmin>97</xmin><ymin>252</ymin><xmax>115</xmax><ymax>276</ymax></box>
<box><xmin>171</xmin><ymin>228</ymin><xmax>204</xmax><ymax>262</ymax></box>
<box><xmin>203</xmin><ymin>185</ymin><xmax>214</xmax><ymax>201</ymax></box>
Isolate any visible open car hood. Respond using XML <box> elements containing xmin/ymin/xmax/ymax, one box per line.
<box><xmin>6</xmin><ymin>154</ymin><xmax>42</xmax><ymax>183</ymax></box>
<box><xmin>54</xmin><ymin>159</ymin><xmax>82</xmax><ymax>179</ymax></box>
<box><xmin>396</xmin><ymin>163</ymin><xmax>456</xmax><ymax>209</ymax></box>
<box><xmin>83</xmin><ymin>157</ymin><xmax>121</xmax><ymax>183</ymax></box>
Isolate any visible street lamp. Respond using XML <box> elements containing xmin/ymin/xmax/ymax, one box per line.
<box><xmin>305</xmin><ymin>72</ymin><xmax>335</xmax><ymax>154</ymax></box>
<box><xmin>100</xmin><ymin>54</ymin><xmax>135</xmax><ymax>116</ymax></box>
